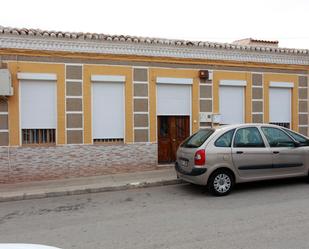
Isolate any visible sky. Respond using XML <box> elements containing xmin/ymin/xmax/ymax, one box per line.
<box><xmin>0</xmin><ymin>0</ymin><xmax>308</xmax><ymax>49</ymax></box>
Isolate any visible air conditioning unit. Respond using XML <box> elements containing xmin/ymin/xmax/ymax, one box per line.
<box><xmin>0</xmin><ymin>69</ymin><xmax>13</xmax><ymax>96</ymax></box>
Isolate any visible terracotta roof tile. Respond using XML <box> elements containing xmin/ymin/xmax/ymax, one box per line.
<box><xmin>0</xmin><ymin>26</ymin><xmax>308</xmax><ymax>56</ymax></box>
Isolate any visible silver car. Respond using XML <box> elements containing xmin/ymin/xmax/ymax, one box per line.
<box><xmin>175</xmin><ymin>123</ymin><xmax>309</xmax><ymax>196</ymax></box>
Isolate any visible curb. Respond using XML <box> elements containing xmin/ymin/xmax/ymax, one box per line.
<box><xmin>0</xmin><ymin>179</ymin><xmax>183</xmax><ymax>203</ymax></box>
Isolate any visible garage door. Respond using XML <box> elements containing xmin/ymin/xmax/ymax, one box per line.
<box><xmin>157</xmin><ymin>84</ymin><xmax>191</xmax><ymax>115</ymax></box>
<box><xmin>92</xmin><ymin>82</ymin><xmax>124</xmax><ymax>139</ymax></box>
<box><xmin>219</xmin><ymin>86</ymin><xmax>244</xmax><ymax>124</ymax></box>
<box><xmin>269</xmin><ymin>87</ymin><xmax>291</xmax><ymax>127</ymax></box>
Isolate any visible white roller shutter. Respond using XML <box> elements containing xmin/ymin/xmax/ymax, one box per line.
<box><xmin>219</xmin><ymin>86</ymin><xmax>244</xmax><ymax>124</ymax></box>
<box><xmin>269</xmin><ymin>87</ymin><xmax>291</xmax><ymax>123</ymax></box>
<box><xmin>92</xmin><ymin>82</ymin><xmax>124</xmax><ymax>139</ymax></box>
<box><xmin>157</xmin><ymin>84</ymin><xmax>191</xmax><ymax>115</ymax></box>
<box><xmin>20</xmin><ymin>80</ymin><xmax>57</xmax><ymax>129</ymax></box>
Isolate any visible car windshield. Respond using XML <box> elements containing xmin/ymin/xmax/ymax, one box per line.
<box><xmin>181</xmin><ymin>129</ymin><xmax>214</xmax><ymax>148</ymax></box>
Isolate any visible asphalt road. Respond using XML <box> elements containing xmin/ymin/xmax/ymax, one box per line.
<box><xmin>0</xmin><ymin>178</ymin><xmax>309</xmax><ymax>249</ymax></box>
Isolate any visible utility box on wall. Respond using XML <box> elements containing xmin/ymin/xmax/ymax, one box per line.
<box><xmin>199</xmin><ymin>112</ymin><xmax>222</xmax><ymax>124</ymax></box>
<box><xmin>0</xmin><ymin>69</ymin><xmax>13</xmax><ymax>96</ymax></box>
<box><xmin>199</xmin><ymin>112</ymin><xmax>213</xmax><ymax>122</ymax></box>
<box><xmin>212</xmin><ymin>113</ymin><xmax>221</xmax><ymax>124</ymax></box>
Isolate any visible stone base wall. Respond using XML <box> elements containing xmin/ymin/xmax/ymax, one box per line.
<box><xmin>0</xmin><ymin>143</ymin><xmax>158</xmax><ymax>184</ymax></box>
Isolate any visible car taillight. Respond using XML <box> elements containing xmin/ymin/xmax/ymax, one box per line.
<box><xmin>194</xmin><ymin>149</ymin><xmax>206</xmax><ymax>166</ymax></box>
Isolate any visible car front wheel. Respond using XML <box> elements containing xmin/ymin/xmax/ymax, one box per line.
<box><xmin>208</xmin><ymin>170</ymin><xmax>234</xmax><ymax>196</ymax></box>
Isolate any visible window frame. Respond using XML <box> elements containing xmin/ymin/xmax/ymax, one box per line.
<box><xmin>181</xmin><ymin>128</ymin><xmax>215</xmax><ymax>148</ymax></box>
<box><xmin>282</xmin><ymin>128</ymin><xmax>309</xmax><ymax>146</ymax></box>
<box><xmin>91</xmin><ymin>81</ymin><xmax>125</xmax><ymax>142</ymax></box>
<box><xmin>233</xmin><ymin>127</ymin><xmax>266</xmax><ymax>148</ymax></box>
<box><xmin>21</xmin><ymin>128</ymin><xmax>56</xmax><ymax>146</ymax></box>
<box><xmin>261</xmin><ymin>126</ymin><xmax>297</xmax><ymax>148</ymax></box>
<box><xmin>214</xmin><ymin>129</ymin><xmax>236</xmax><ymax>148</ymax></box>
<box><xmin>19</xmin><ymin>79</ymin><xmax>57</xmax><ymax>146</ymax></box>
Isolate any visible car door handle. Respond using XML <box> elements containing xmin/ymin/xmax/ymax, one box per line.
<box><xmin>273</xmin><ymin>151</ymin><xmax>280</xmax><ymax>154</ymax></box>
<box><xmin>236</xmin><ymin>151</ymin><xmax>244</xmax><ymax>154</ymax></box>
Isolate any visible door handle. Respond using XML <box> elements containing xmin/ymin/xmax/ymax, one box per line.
<box><xmin>236</xmin><ymin>151</ymin><xmax>244</xmax><ymax>154</ymax></box>
<box><xmin>273</xmin><ymin>151</ymin><xmax>280</xmax><ymax>154</ymax></box>
<box><xmin>172</xmin><ymin>139</ymin><xmax>176</xmax><ymax>142</ymax></box>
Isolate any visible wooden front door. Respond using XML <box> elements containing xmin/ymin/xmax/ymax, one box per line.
<box><xmin>158</xmin><ymin>116</ymin><xmax>190</xmax><ymax>163</ymax></box>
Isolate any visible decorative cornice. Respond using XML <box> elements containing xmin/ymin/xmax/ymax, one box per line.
<box><xmin>0</xmin><ymin>35</ymin><xmax>308</xmax><ymax>66</ymax></box>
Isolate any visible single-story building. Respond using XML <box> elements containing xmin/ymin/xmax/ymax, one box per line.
<box><xmin>0</xmin><ymin>28</ymin><xmax>308</xmax><ymax>183</ymax></box>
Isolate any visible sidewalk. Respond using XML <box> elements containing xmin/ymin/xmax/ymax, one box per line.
<box><xmin>0</xmin><ymin>167</ymin><xmax>182</xmax><ymax>202</ymax></box>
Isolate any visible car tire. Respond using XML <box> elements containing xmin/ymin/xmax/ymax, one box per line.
<box><xmin>208</xmin><ymin>169</ymin><xmax>234</xmax><ymax>196</ymax></box>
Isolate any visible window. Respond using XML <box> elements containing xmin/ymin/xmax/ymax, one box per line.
<box><xmin>283</xmin><ymin>128</ymin><xmax>309</xmax><ymax>145</ymax></box>
<box><xmin>159</xmin><ymin>116</ymin><xmax>169</xmax><ymax>137</ymax></box>
<box><xmin>22</xmin><ymin>129</ymin><xmax>56</xmax><ymax>145</ymax></box>
<box><xmin>92</xmin><ymin>81</ymin><xmax>124</xmax><ymax>142</ymax></box>
<box><xmin>261</xmin><ymin>127</ymin><xmax>295</xmax><ymax>147</ymax></box>
<box><xmin>157</xmin><ymin>84</ymin><xmax>191</xmax><ymax>115</ymax></box>
<box><xmin>215</xmin><ymin>129</ymin><xmax>235</xmax><ymax>147</ymax></box>
<box><xmin>269</xmin><ymin>87</ymin><xmax>291</xmax><ymax>128</ymax></box>
<box><xmin>234</xmin><ymin>127</ymin><xmax>265</xmax><ymax>148</ymax></box>
<box><xmin>219</xmin><ymin>86</ymin><xmax>244</xmax><ymax>124</ymax></box>
<box><xmin>181</xmin><ymin>129</ymin><xmax>214</xmax><ymax>148</ymax></box>
<box><xmin>20</xmin><ymin>80</ymin><xmax>57</xmax><ymax>145</ymax></box>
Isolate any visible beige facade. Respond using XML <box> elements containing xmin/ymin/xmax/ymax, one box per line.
<box><xmin>0</xmin><ymin>27</ymin><xmax>308</xmax><ymax>183</ymax></box>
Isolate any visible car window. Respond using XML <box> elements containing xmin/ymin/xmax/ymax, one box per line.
<box><xmin>234</xmin><ymin>127</ymin><xmax>265</xmax><ymax>148</ymax></box>
<box><xmin>215</xmin><ymin>129</ymin><xmax>235</xmax><ymax>147</ymax></box>
<box><xmin>181</xmin><ymin>129</ymin><xmax>214</xmax><ymax>148</ymax></box>
<box><xmin>283</xmin><ymin>128</ymin><xmax>309</xmax><ymax>144</ymax></box>
<box><xmin>261</xmin><ymin>127</ymin><xmax>295</xmax><ymax>147</ymax></box>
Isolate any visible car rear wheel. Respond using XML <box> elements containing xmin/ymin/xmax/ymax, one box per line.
<box><xmin>208</xmin><ymin>170</ymin><xmax>234</xmax><ymax>196</ymax></box>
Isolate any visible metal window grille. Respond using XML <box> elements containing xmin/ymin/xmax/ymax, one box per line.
<box><xmin>269</xmin><ymin>122</ymin><xmax>290</xmax><ymax>129</ymax></box>
<box><xmin>22</xmin><ymin>129</ymin><xmax>56</xmax><ymax>145</ymax></box>
<box><xmin>93</xmin><ymin>138</ymin><xmax>124</xmax><ymax>144</ymax></box>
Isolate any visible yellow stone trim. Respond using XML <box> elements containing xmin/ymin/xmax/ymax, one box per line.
<box><xmin>7</xmin><ymin>62</ymin><xmax>19</xmax><ymax>146</ymax></box>
<box><xmin>7</xmin><ymin>62</ymin><xmax>65</xmax><ymax>146</ymax></box>
<box><xmin>192</xmin><ymin>77</ymin><xmax>199</xmax><ymax>133</ymax></box>
<box><xmin>83</xmin><ymin>65</ymin><xmax>133</xmax><ymax>144</ymax></box>
<box><xmin>263</xmin><ymin>74</ymin><xmax>299</xmax><ymax>131</ymax></box>
<box><xmin>213</xmin><ymin>71</ymin><xmax>252</xmax><ymax>123</ymax></box>
<box><xmin>149</xmin><ymin>69</ymin><xmax>157</xmax><ymax>143</ymax></box>
<box><xmin>245</xmin><ymin>73</ymin><xmax>253</xmax><ymax>123</ymax></box>
<box><xmin>1</xmin><ymin>48</ymin><xmax>308</xmax><ymax>71</ymax></box>
<box><xmin>149</xmin><ymin>68</ymin><xmax>199</xmax><ymax>143</ymax></box>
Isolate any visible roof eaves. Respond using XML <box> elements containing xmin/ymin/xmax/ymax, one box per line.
<box><xmin>0</xmin><ymin>26</ymin><xmax>308</xmax><ymax>63</ymax></box>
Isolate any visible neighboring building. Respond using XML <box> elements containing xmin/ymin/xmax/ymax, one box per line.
<box><xmin>232</xmin><ymin>38</ymin><xmax>279</xmax><ymax>47</ymax></box>
<box><xmin>0</xmin><ymin>27</ymin><xmax>308</xmax><ymax>183</ymax></box>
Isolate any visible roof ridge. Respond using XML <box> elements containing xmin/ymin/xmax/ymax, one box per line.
<box><xmin>0</xmin><ymin>25</ymin><xmax>308</xmax><ymax>55</ymax></box>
